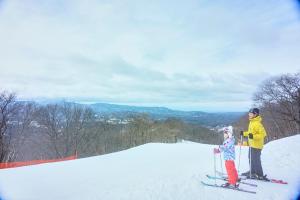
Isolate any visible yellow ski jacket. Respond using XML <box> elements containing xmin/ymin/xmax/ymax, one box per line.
<box><xmin>243</xmin><ymin>116</ymin><xmax>267</xmax><ymax>149</ymax></box>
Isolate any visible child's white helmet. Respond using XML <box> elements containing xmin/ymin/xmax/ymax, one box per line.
<box><xmin>223</xmin><ymin>126</ymin><xmax>233</xmax><ymax>138</ymax></box>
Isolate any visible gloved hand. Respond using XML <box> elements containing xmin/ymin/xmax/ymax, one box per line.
<box><xmin>248</xmin><ymin>133</ymin><xmax>253</xmax><ymax>139</ymax></box>
<box><xmin>240</xmin><ymin>131</ymin><xmax>244</xmax><ymax>137</ymax></box>
<box><xmin>213</xmin><ymin>148</ymin><xmax>220</xmax><ymax>154</ymax></box>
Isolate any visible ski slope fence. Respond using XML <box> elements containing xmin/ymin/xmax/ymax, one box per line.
<box><xmin>0</xmin><ymin>155</ymin><xmax>77</xmax><ymax>169</ymax></box>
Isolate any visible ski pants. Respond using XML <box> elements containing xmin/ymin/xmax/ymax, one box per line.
<box><xmin>249</xmin><ymin>147</ymin><xmax>264</xmax><ymax>176</ymax></box>
<box><xmin>225</xmin><ymin>160</ymin><xmax>238</xmax><ymax>184</ymax></box>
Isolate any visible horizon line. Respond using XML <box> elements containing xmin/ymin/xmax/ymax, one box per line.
<box><xmin>16</xmin><ymin>98</ymin><xmax>248</xmax><ymax>113</ymax></box>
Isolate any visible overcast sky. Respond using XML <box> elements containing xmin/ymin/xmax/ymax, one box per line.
<box><xmin>0</xmin><ymin>0</ymin><xmax>299</xmax><ymax>112</ymax></box>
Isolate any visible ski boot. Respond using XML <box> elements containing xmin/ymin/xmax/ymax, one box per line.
<box><xmin>241</xmin><ymin>171</ymin><xmax>250</xmax><ymax>177</ymax></box>
<box><xmin>256</xmin><ymin>174</ymin><xmax>269</xmax><ymax>181</ymax></box>
<box><xmin>249</xmin><ymin>173</ymin><xmax>269</xmax><ymax>181</ymax></box>
<box><xmin>221</xmin><ymin>182</ymin><xmax>239</xmax><ymax>188</ymax></box>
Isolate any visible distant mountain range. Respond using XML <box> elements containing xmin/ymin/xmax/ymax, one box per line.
<box><xmin>87</xmin><ymin>103</ymin><xmax>245</xmax><ymax>127</ymax></box>
<box><xmin>18</xmin><ymin>100</ymin><xmax>245</xmax><ymax>127</ymax></box>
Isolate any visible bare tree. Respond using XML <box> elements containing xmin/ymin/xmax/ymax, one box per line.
<box><xmin>254</xmin><ymin>72</ymin><xmax>300</xmax><ymax>136</ymax></box>
<box><xmin>61</xmin><ymin>103</ymin><xmax>95</xmax><ymax>157</ymax></box>
<box><xmin>36</xmin><ymin>104</ymin><xmax>63</xmax><ymax>158</ymax></box>
<box><xmin>127</xmin><ymin>114</ymin><xmax>153</xmax><ymax>146</ymax></box>
<box><xmin>0</xmin><ymin>91</ymin><xmax>23</xmax><ymax>162</ymax></box>
<box><xmin>10</xmin><ymin>102</ymin><xmax>37</xmax><ymax>161</ymax></box>
<box><xmin>36</xmin><ymin>102</ymin><xmax>95</xmax><ymax>158</ymax></box>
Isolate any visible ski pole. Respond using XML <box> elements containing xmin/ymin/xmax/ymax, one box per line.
<box><xmin>214</xmin><ymin>151</ymin><xmax>217</xmax><ymax>185</ymax></box>
<box><xmin>219</xmin><ymin>152</ymin><xmax>223</xmax><ymax>175</ymax></box>
<box><xmin>237</xmin><ymin>133</ymin><xmax>243</xmax><ymax>173</ymax></box>
<box><xmin>249</xmin><ymin>138</ymin><xmax>252</xmax><ymax>178</ymax></box>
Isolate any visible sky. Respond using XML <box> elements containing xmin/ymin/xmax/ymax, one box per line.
<box><xmin>0</xmin><ymin>0</ymin><xmax>299</xmax><ymax>112</ymax></box>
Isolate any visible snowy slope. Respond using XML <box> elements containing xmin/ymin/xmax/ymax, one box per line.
<box><xmin>0</xmin><ymin>135</ymin><xmax>300</xmax><ymax>200</ymax></box>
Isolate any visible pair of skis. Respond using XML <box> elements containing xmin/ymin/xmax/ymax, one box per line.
<box><xmin>246</xmin><ymin>176</ymin><xmax>288</xmax><ymax>184</ymax></box>
<box><xmin>202</xmin><ymin>172</ymin><xmax>288</xmax><ymax>194</ymax></box>
<box><xmin>202</xmin><ymin>175</ymin><xmax>257</xmax><ymax>194</ymax></box>
<box><xmin>206</xmin><ymin>174</ymin><xmax>257</xmax><ymax>187</ymax></box>
<box><xmin>201</xmin><ymin>180</ymin><xmax>256</xmax><ymax>194</ymax></box>
<box><xmin>216</xmin><ymin>170</ymin><xmax>288</xmax><ymax>184</ymax></box>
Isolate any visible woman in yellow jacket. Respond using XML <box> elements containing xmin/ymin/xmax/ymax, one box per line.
<box><xmin>241</xmin><ymin>108</ymin><xmax>268</xmax><ymax>180</ymax></box>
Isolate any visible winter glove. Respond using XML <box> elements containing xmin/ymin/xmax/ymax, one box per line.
<box><xmin>248</xmin><ymin>133</ymin><xmax>253</xmax><ymax>139</ymax></box>
<box><xmin>240</xmin><ymin>131</ymin><xmax>244</xmax><ymax>137</ymax></box>
<box><xmin>213</xmin><ymin>148</ymin><xmax>220</xmax><ymax>154</ymax></box>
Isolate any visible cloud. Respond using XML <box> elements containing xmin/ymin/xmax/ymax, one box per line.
<box><xmin>0</xmin><ymin>0</ymin><xmax>299</xmax><ymax>111</ymax></box>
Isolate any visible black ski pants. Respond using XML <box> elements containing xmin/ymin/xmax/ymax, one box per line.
<box><xmin>248</xmin><ymin>147</ymin><xmax>264</xmax><ymax>176</ymax></box>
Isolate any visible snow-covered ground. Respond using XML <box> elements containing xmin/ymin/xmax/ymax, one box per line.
<box><xmin>0</xmin><ymin>135</ymin><xmax>300</xmax><ymax>200</ymax></box>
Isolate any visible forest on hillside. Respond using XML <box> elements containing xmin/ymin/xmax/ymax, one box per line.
<box><xmin>0</xmin><ymin>98</ymin><xmax>221</xmax><ymax>162</ymax></box>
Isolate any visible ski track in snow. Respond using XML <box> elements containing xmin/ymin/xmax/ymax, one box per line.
<box><xmin>0</xmin><ymin>135</ymin><xmax>300</xmax><ymax>200</ymax></box>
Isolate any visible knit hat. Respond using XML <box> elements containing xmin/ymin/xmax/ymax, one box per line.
<box><xmin>223</xmin><ymin>126</ymin><xmax>233</xmax><ymax>138</ymax></box>
<box><xmin>249</xmin><ymin>108</ymin><xmax>260</xmax><ymax>115</ymax></box>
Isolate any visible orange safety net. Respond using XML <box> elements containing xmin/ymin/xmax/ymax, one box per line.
<box><xmin>0</xmin><ymin>155</ymin><xmax>77</xmax><ymax>169</ymax></box>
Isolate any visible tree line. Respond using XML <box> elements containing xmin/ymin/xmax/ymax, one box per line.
<box><xmin>0</xmin><ymin>93</ymin><xmax>220</xmax><ymax>162</ymax></box>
